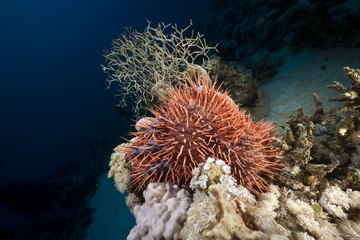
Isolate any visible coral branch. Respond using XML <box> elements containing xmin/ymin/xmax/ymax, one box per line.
<box><xmin>102</xmin><ymin>21</ymin><xmax>217</xmax><ymax>114</ymax></box>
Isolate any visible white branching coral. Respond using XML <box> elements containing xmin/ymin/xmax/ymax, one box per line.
<box><xmin>286</xmin><ymin>198</ymin><xmax>341</xmax><ymax>239</ymax></box>
<box><xmin>319</xmin><ymin>186</ymin><xmax>360</xmax><ymax>239</ymax></box>
<box><xmin>102</xmin><ymin>21</ymin><xmax>217</xmax><ymax>114</ymax></box>
<box><xmin>319</xmin><ymin>185</ymin><xmax>351</xmax><ymax>219</ymax></box>
<box><xmin>347</xmin><ymin>189</ymin><xmax>360</xmax><ymax>208</ymax></box>
<box><xmin>248</xmin><ymin>185</ymin><xmax>291</xmax><ymax>237</ymax></box>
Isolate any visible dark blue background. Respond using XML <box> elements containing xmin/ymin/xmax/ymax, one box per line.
<box><xmin>0</xmin><ymin>0</ymin><xmax>211</xmax><ymax>182</ymax></box>
<box><xmin>0</xmin><ymin>0</ymin><xmax>211</xmax><ymax>238</ymax></box>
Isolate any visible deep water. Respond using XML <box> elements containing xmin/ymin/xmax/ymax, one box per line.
<box><xmin>1</xmin><ymin>0</ymin><xmax>360</xmax><ymax>239</ymax></box>
<box><xmin>0</xmin><ymin>0</ymin><xmax>211</xmax><ymax>239</ymax></box>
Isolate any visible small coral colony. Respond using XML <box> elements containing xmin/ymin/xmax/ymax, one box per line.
<box><xmin>104</xmin><ymin>22</ymin><xmax>360</xmax><ymax>239</ymax></box>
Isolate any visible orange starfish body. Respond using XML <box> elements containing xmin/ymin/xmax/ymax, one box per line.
<box><xmin>122</xmin><ymin>73</ymin><xmax>282</xmax><ymax>193</ymax></box>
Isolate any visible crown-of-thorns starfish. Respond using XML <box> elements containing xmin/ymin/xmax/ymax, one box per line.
<box><xmin>121</xmin><ymin>73</ymin><xmax>282</xmax><ymax>194</ymax></box>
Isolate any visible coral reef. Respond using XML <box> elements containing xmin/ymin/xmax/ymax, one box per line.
<box><xmin>206</xmin><ymin>55</ymin><xmax>259</xmax><ymax>107</ymax></box>
<box><xmin>181</xmin><ymin>158</ymin><xmax>360</xmax><ymax>240</ymax></box>
<box><xmin>120</xmin><ymin>72</ymin><xmax>282</xmax><ymax>193</ymax></box>
<box><xmin>202</xmin><ymin>0</ymin><xmax>360</xmax><ymax>81</ymax></box>
<box><xmin>127</xmin><ymin>183</ymin><xmax>191</xmax><ymax>240</ymax></box>
<box><xmin>328</xmin><ymin>67</ymin><xmax>360</xmax><ymax>112</ymax></box>
<box><xmin>102</xmin><ymin>21</ymin><xmax>216</xmax><ymax>114</ymax></box>
<box><xmin>107</xmin><ymin>66</ymin><xmax>360</xmax><ymax>240</ymax></box>
<box><xmin>267</xmin><ymin>66</ymin><xmax>360</xmax><ymax>237</ymax></box>
<box><xmin>273</xmin><ymin>67</ymin><xmax>360</xmax><ymax>193</ymax></box>
<box><xmin>103</xmin><ymin>16</ymin><xmax>360</xmax><ymax>239</ymax></box>
<box><xmin>108</xmin><ymin>143</ymin><xmax>131</xmax><ymax>194</ymax></box>
<box><xmin>181</xmin><ymin>158</ymin><xmax>261</xmax><ymax>240</ymax></box>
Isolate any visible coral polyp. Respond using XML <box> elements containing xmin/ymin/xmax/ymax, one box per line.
<box><xmin>123</xmin><ymin>73</ymin><xmax>282</xmax><ymax>193</ymax></box>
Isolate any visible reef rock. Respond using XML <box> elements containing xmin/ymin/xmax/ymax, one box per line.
<box><xmin>181</xmin><ymin>157</ymin><xmax>261</xmax><ymax>240</ymax></box>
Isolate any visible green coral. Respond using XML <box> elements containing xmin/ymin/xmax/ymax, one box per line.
<box><xmin>311</xmin><ymin>203</ymin><xmax>322</xmax><ymax>214</ymax></box>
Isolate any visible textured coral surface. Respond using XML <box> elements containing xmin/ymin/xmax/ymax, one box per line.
<box><xmin>127</xmin><ymin>183</ymin><xmax>191</xmax><ymax>240</ymax></box>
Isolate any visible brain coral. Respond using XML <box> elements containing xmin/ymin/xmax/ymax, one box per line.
<box><xmin>122</xmin><ymin>73</ymin><xmax>282</xmax><ymax>193</ymax></box>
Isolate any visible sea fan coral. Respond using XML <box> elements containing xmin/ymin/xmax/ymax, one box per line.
<box><xmin>123</xmin><ymin>73</ymin><xmax>282</xmax><ymax>193</ymax></box>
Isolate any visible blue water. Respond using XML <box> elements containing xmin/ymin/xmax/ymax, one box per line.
<box><xmin>1</xmin><ymin>0</ymin><xmax>360</xmax><ymax>239</ymax></box>
<box><xmin>0</xmin><ymin>0</ymin><xmax>211</xmax><ymax>239</ymax></box>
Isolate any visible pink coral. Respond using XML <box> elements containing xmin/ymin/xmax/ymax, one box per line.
<box><xmin>127</xmin><ymin>183</ymin><xmax>191</xmax><ymax>240</ymax></box>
